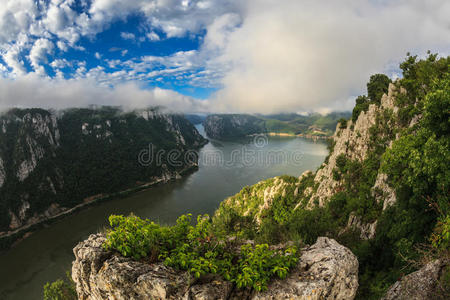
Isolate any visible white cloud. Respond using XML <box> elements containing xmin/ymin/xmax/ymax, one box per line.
<box><xmin>146</xmin><ymin>31</ymin><xmax>160</xmax><ymax>41</ymax></box>
<box><xmin>0</xmin><ymin>74</ymin><xmax>208</xmax><ymax>113</ymax></box>
<box><xmin>207</xmin><ymin>0</ymin><xmax>450</xmax><ymax>113</ymax></box>
<box><xmin>29</xmin><ymin>38</ymin><xmax>55</xmax><ymax>74</ymax></box>
<box><xmin>0</xmin><ymin>0</ymin><xmax>449</xmax><ymax>114</ymax></box>
<box><xmin>57</xmin><ymin>40</ymin><xmax>68</xmax><ymax>52</ymax></box>
<box><xmin>120</xmin><ymin>32</ymin><xmax>135</xmax><ymax>40</ymax></box>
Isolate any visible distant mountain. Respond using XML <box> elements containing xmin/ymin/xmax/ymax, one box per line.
<box><xmin>184</xmin><ymin>114</ymin><xmax>207</xmax><ymax>125</ymax></box>
<box><xmin>203</xmin><ymin>112</ymin><xmax>351</xmax><ymax>140</ymax></box>
<box><xmin>0</xmin><ymin>107</ymin><xmax>206</xmax><ymax>239</ymax></box>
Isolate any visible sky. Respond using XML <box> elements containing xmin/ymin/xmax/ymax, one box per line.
<box><xmin>0</xmin><ymin>0</ymin><xmax>449</xmax><ymax>114</ymax></box>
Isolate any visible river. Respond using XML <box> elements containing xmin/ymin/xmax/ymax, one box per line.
<box><xmin>0</xmin><ymin>125</ymin><xmax>328</xmax><ymax>299</ymax></box>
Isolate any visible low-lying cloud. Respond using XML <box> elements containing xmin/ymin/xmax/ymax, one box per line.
<box><xmin>0</xmin><ymin>75</ymin><xmax>208</xmax><ymax>113</ymax></box>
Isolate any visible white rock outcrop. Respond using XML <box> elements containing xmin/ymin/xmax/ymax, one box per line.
<box><xmin>309</xmin><ymin>83</ymin><xmax>401</xmax><ymax>207</ymax></box>
<box><xmin>72</xmin><ymin>235</ymin><xmax>359</xmax><ymax>300</ymax></box>
<box><xmin>382</xmin><ymin>259</ymin><xmax>448</xmax><ymax>300</ymax></box>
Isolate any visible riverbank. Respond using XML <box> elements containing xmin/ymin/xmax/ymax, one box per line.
<box><xmin>0</xmin><ymin>164</ymin><xmax>199</xmax><ymax>252</ymax></box>
<box><xmin>267</xmin><ymin>132</ymin><xmax>331</xmax><ymax>140</ymax></box>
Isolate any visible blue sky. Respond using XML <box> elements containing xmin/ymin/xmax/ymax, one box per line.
<box><xmin>0</xmin><ymin>1</ymin><xmax>448</xmax><ymax>113</ymax></box>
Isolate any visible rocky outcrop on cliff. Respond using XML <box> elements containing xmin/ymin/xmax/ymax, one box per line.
<box><xmin>309</xmin><ymin>83</ymin><xmax>401</xmax><ymax>207</ymax></box>
<box><xmin>382</xmin><ymin>259</ymin><xmax>448</xmax><ymax>300</ymax></box>
<box><xmin>72</xmin><ymin>234</ymin><xmax>358</xmax><ymax>300</ymax></box>
<box><xmin>0</xmin><ymin>107</ymin><xmax>206</xmax><ymax>236</ymax></box>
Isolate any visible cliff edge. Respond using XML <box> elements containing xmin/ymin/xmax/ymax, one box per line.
<box><xmin>72</xmin><ymin>234</ymin><xmax>358</xmax><ymax>300</ymax></box>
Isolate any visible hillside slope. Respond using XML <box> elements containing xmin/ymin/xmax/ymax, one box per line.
<box><xmin>214</xmin><ymin>54</ymin><xmax>449</xmax><ymax>298</ymax></box>
<box><xmin>0</xmin><ymin>107</ymin><xmax>206</xmax><ymax>241</ymax></box>
<box><xmin>203</xmin><ymin>112</ymin><xmax>351</xmax><ymax>140</ymax></box>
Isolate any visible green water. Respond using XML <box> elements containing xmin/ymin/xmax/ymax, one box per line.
<box><xmin>0</xmin><ymin>126</ymin><xmax>328</xmax><ymax>299</ymax></box>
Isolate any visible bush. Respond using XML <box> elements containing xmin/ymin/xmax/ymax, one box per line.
<box><xmin>103</xmin><ymin>214</ymin><xmax>299</xmax><ymax>291</ymax></box>
<box><xmin>352</xmin><ymin>95</ymin><xmax>370</xmax><ymax>122</ymax></box>
<box><xmin>367</xmin><ymin>74</ymin><xmax>391</xmax><ymax>104</ymax></box>
<box><xmin>43</xmin><ymin>272</ymin><xmax>76</xmax><ymax>300</ymax></box>
<box><xmin>338</xmin><ymin>118</ymin><xmax>348</xmax><ymax>129</ymax></box>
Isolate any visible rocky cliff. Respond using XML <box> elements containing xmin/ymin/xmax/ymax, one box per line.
<box><xmin>382</xmin><ymin>259</ymin><xmax>449</xmax><ymax>300</ymax></box>
<box><xmin>308</xmin><ymin>83</ymin><xmax>401</xmax><ymax>209</ymax></box>
<box><xmin>215</xmin><ymin>83</ymin><xmax>403</xmax><ymax>241</ymax></box>
<box><xmin>0</xmin><ymin>107</ymin><xmax>206</xmax><ymax>239</ymax></box>
<box><xmin>72</xmin><ymin>234</ymin><xmax>358</xmax><ymax>300</ymax></box>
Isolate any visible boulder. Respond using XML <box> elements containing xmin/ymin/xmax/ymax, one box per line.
<box><xmin>72</xmin><ymin>235</ymin><xmax>359</xmax><ymax>300</ymax></box>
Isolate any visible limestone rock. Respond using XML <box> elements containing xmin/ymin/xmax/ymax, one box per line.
<box><xmin>252</xmin><ymin>237</ymin><xmax>359</xmax><ymax>300</ymax></box>
<box><xmin>372</xmin><ymin>173</ymin><xmax>396</xmax><ymax>210</ymax></box>
<box><xmin>344</xmin><ymin>213</ymin><xmax>377</xmax><ymax>240</ymax></box>
<box><xmin>72</xmin><ymin>235</ymin><xmax>359</xmax><ymax>300</ymax></box>
<box><xmin>306</xmin><ymin>83</ymin><xmax>401</xmax><ymax>207</ymax></box>
<box><xmin>382</xmin><ymin>259</ymin><xmax>448</xmax><ymax>300</ymax></box>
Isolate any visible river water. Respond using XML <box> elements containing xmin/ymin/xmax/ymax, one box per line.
<box><xmin>0</xmin><ymin>125</ymin><xmax>328</xmax><ymax>299</ymax></box>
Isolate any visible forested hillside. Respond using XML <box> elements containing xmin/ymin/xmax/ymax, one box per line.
<box><xmin>203</xmin><ymin>111</ymin><xmax>351</xmax><ymax>140</ymax></box>
<box><xmin>213</xmin><ymin>53</ymin><xmax>449</xmax><ymax>298</ymax></box>
<box><xmin>0</xmin><ymin>107</ymin><xmax>206</xmax><ymax>238</ymax></box>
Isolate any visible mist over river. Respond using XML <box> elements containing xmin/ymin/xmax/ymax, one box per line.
<box><xmin>0</xmin><ymin>125</ymin><xmax>328</xmax><ymax>300</ymax></box>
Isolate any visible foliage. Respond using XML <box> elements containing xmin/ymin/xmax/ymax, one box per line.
<box><xmin>103</xmin><ymin>213</ymin><xmax>299</xmax><ymax>291</ymax></box>
<box><xmin>352</xmin><ymin>95</ymin><xmax>370</xmax><ymax>122</ymax></box>
<box><xmin>43</xmin><ymin>272</ymin><xmax>77</xmax><ymax>300</ymax></box>
<box><xmin>204</xmin><ymin>112</ymin><xmax>352</xmax><ymax>139</ymax></box>
<box><xmin>338</xmin><ymin>118</ymin><xmax>348</xmax><ymax>129</ymax></box>
<box><xmin>208</xmin><ymin>53</ymin><xmax>449</xmax><ymax>299</ymax></box>
<box><xmin>367</xmin><ymin>74</ymin><xmax>391</xmax><ymax>104</ymax></box>
<box><xmin>0</xmin><ymin>107</ymin><xmax>206</xmax><ymax>232</ymax></box>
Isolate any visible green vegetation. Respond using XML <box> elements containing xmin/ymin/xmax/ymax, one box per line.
<box><xmin>0</xmin><ymin>107</ymin><xmax>206</xmax><ymax>234</ymax></box>
<box><xmin>103</xmin><ymin>214</ymin><xmax>298</xmax><ymax>291</ymax></box>
<box><xmin>209</xmin><ymin>53</ymin><xmax>450</xmax><ymax>299</ymax></box>
<box><xmin>43</xmin><ymin>272</ymin><xmax>76</xmax><ymax>300</ymax></box>
<box><xmin>45</xmin><ymin>53</ymin><xmax>449</xmax><ymax>298</ymax></box>
<box><xmin>352</xmin><ymin>95</ymin><xmax>370</xmax><ymax>122</ymax></box>
<box><xmin>204</xmin><ymin>112</ymin><xmax>351</xmax><ymax>139</ymax></box>
<box><xmin>367</xmin><ymin>74</ymin><xmax>392</xmax><ymax>104</ymax></box>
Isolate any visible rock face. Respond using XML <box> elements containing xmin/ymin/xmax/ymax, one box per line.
<box><xmin>0</xmin><ymin>107</ymin><xmax>206</xmax><ymax>235</ymax></box>
<box><xmin>309</xmin><ymin>83</ymin><xmax>401</xmax><ymax>208</ymax></box>
<box><xmin>72</xmin><ymin>234</ymin><xmax>358</xmax><ymax>300</ymax></box>
<box><xmin>382</xmin><ymin>259</ymin><xmax>448</xmax><ymax>300</ymax></box>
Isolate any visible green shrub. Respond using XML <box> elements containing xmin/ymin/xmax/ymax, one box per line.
<box><xmin>103</xmin><ymin>214</ymin><xmax>299</xmax><ymax>291</ymax></box>
<box><xmin>352</xmin><ymin>95</ymin><xmax>370</xmax><ymax>122</ymax></box>
<box><xmin>367</xmin><ymin>74</ymin><xmax>391</xmax><ymax>104</ymax></box>
<box><xmin>43</xmin><ymin>272</ymin><xmax>76</xmax><ymax>300</ymax></box>
<box><xmin>338</xmin><ymin>118</ymin><xmax>348</xmax><ymax>129</ymax></box>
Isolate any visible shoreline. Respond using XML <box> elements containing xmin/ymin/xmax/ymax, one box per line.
<box><xmin>0</xmin><ymin>164</ymin><xmax>199</xmax><ymax>252</ymax></box>
<box><xmin>267</xmin><ymin>132</ymin><xmax>331</xmax><ymax>140</ymax></box>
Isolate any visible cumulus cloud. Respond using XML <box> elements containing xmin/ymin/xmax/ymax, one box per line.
<box><xmin>0</xmin><ymin>75</ymin><xmax>208</xmax><ymax>113</ymax></box>
<box><xmin>0</xmin><ymin>0</ymin><xmax>449</xmax><ymax>114</ymax></box>
<box><xmin>29</xmin><ymin>38</ymin><xmax>55</xmax><ymax>75</ymax></box>
<box><xmin>120</xmin><ymin>32</ymin><xmax>136</xmax><ymax>40</ymax></box>
<box><xmin>207</xmin><ymin>0</ymin><xmax>450</xmax><ymax>113</ymax></box>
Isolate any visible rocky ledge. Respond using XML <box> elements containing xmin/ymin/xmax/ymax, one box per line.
<box><xmin>382</xmin><ymin>259</ymin><xmax>449</xmax><ymax>300</ymax></box>
<box><xmin>72</xmin><ymin>234</ymin><xmax>358</xmax><ymax>300</ymax></box>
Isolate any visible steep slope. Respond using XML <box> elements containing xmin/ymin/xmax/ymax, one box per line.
<box><xmin>214</xmin><ymin>54</ymin><xmax>449</xmax><ymax>298</ymax></box>
<box><xmin>0</xmin><ymin>107</ymin><xmax>206</xmax><ymax>238</ymax></box>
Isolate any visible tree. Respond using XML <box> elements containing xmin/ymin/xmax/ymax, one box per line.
<box><xmin>352</xmin><ymin>95</ymin><xmax>370</xmax><ymax>122</ymax></box>
<box><xmin>367</xmin><ymin>74</ymin><xmax>391</xmax><ymax>104</ymax></box>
